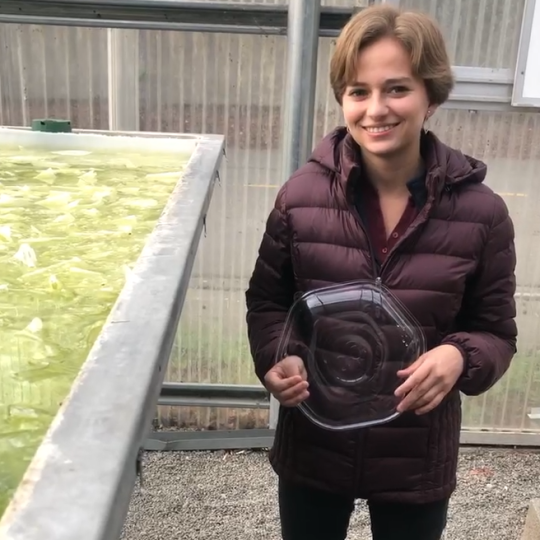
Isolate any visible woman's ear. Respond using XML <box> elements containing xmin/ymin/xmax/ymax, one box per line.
<box><xmin>425</xmin><ymin>104</ymin><xmax>439</xmax><ymax>122</ymax></box>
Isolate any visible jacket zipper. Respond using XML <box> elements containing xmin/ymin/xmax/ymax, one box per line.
<box><xmin>345</xmin><ymin>171</ymin><xmax>439</xmax><ymax>496</ymax></box>
<box><xmin>348</xmin><ymin>175</ymin><xmax>438</xmax><ymax>286</ymax></box>
<box><xmin>346</xmin><ymin>198</ymin><xmax>383</xmax><ymax>498</ymax></box>
<box><xmin>380</xmin><ymin>196</ymin><xmax>435</xmax><ymax>276</ymax></box>
<box><xmin>348</xmin><ymin>200</ymin><xmax>433</xmax><ymax>285</ymax></box>
<box><xmin>347</xmin><ymin>201</ymin><xmax>380</xmax><ymax>277</ymax></box>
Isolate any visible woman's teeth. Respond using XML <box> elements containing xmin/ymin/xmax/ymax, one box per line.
<box><xmin>364</xmin><ymin>124</ymin><xmax>398</xmax><ymax>133</ymax></box>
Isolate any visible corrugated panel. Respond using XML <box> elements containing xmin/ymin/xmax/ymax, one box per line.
<box><xmin>0</xmin><ymin>11</ymin><xmax>537</xmax><ymax>434</ymax></box>
<box><xmin>192</xmin><ymin>0</ymin><xmax>287</xmax><ymax>3</ymax></box>
<box><xmin>192</xmin><ymin>0</ymin><xmax>366</xmax><ymax>4</ymax></box>
<box><xmin>313</xmin><ymin>38</ymin><xmax>344</xmax><ymax>144</ymax></box>
<box><xmin>138</xmin><ymin>31</ymin><xmax>288</xmax><ymax>428</ymax></box>
<box><xmin>321</xmin><ymin>0</ymin><xmax>370</xmax><ymax>5</ymax></box>
<box><xmin>401</xmin><ymin>0</ymin><xmax>526</xmax><ymax>69</ymax></box>
<box><xmin>0</xmin><ymin>24</ymin><xmax>109</xmax><ymax>128</ymax></box>
<box><xmin>425</xmin><ymin>109</ymin><xmax>540</xmax><ymax>431</ymax></box>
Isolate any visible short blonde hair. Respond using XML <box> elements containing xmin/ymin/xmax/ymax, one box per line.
<box><xmin>330</xmin><ymin>5</ymin><xmax>454</xmax><ymax>106</ymax></box>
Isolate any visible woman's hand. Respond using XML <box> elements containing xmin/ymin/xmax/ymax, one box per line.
<box><xmin>264</xmin><ymin>355</ymin><xmax>310</xmax><ymax>407</ymax></box>
<box><xmin>394</xmin><ymin>344</ymin><xmax>464</xmax><ymax>415</ymax></box>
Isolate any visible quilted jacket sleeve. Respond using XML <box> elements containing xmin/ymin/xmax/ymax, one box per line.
<box><xmin>245</xmin><ymin>185</ymin><xmax>302</xmax><ymax>385</ymax></box>
<box><xmin>442</xmin><ymin>194</ymin><xmax>518</xmax><ymax>396</ymax></box>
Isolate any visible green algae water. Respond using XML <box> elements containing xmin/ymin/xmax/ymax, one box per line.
<box><xmin>0</xmin><ymin>144</ymin><xmax>190</xmax><ymax>515</ymax></box>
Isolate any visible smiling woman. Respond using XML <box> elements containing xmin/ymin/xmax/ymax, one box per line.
<box><xmin>245</xmin><ymin>4</ymin><xmax>517</xmax><ymax>540</ymax></box>
<box><xmin>338</xmin><ymin>35</ymin><xmax>446</xmax><ymax>185</ymax></box>
<box><xmin>331</xmin><ymin>7</ymin><xmax>455</xmax><ymax>235</ymax></box>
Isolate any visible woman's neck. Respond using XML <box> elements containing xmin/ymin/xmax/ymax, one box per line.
<box><xmin>361</xmin><ymin>148</ymin><xmax>424</xmax><ymax>196</ymax></box>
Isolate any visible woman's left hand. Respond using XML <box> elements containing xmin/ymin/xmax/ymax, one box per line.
<box><xmin>394</xmin><ymin>344</ymin><xmax>465</xmax><ymax>415</ymax></box>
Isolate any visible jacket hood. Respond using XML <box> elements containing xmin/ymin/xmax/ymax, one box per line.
<box><xmin>308</xmin><ymin>126</ymin><xmax>488</xmax><ymax>188</ymax></box>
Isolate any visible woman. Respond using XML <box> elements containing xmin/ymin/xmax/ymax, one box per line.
<box><xmin>245</xmin><ymin>5</ymin><xmax>517</xmax><ymax>540</ymax></box>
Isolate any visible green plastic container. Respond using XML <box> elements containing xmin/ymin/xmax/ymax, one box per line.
<box><xmin>31</xmin><ymin>119</ymin><xmax>72</xmax><ymax>133</ymax></box>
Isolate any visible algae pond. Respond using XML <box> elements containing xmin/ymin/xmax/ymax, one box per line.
<box><xmin>0</xmin><ymin>144</ymin><xmax>190</xmax><ymax>514</ymax></box>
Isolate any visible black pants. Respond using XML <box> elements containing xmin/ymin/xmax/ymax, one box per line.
<box><xmin>278</xmin><ymin>479</ymin><xmax>448</xmax><ymax>540</ymax></box>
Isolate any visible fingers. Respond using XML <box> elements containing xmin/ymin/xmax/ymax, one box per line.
<box><xmin>395</xmin><ymin>356</ymin><xmax>452</xmax><ymax>414</ymax></box>
<box><xmin>264</xmin><ymin>371</ymin><xmax>303</xmax><ymax>393</ymax></box>
<box><xmin>396</xmin><ymin>354</ymin><xmax>427</xmax><ymax>379</ymax></box>
<box><xmin>282</xmin><ymin>355</ymin><xmax>308</xmax><ymax>381</ymax></box>
<box><xmin>279</xmin><ymin>381</ymin><xmax>310</xmax><ymax>407</ymax></box>
<box><xmin>297</xmin><ymin>360</ymin><xmax>308</xmax><ymax>381</ymax></box>
<box><xmin>395</xmin><ymin>355</ymin><xmax>448</xmax><ymax>413</ymax></box>
<box><xmin>414</xmin><ymin>392</ymin><xmax>445</xmax><ymax>415</ymax></box>
<box><xmin>395</xmin><ymin>361</ymin><xmax>431</xmax><ymax>400</ymax></box>
<box><xmin>397</xmin><ymin>384</ymin><xmax>441</xmax><ymax>414</ymax></box>
<box><xmin>264</xmin><ymin>368</ymin><xmax>310</xmax><ymax>407</ymax></box>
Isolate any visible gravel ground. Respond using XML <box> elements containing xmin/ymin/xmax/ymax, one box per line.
<box><xmin>121</xmin><ymin>448</ymin><xmax>539</xmax><ymax>540</ymax></box>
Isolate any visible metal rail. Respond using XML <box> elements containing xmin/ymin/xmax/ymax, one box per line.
<box><xmin>146</xmin><ymin>429</ymin><xmax>276</xmax><ymax>451</ymax></box>
<box><xmin>145</xmin><ymin>426</ymin><xmax>540</xmax><ymax>451</ymax></box>
<box><xmin>0</xmin><ymin>0</ymin><xmax>357</xmax><ymax>36</ymax></box>
<box><xmin>154</xmin><ymin>383</ymin><xmax>540</xmax><ymax>449</ymax></box>
<box><xmin>159</xmin><ymin>382</ymin><xmax>270</xmax><ymax>409</ymax></box>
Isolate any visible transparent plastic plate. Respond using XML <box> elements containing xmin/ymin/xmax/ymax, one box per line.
<box><xmin>275</xmin><ymin>280</ymin><xmax>426</xmax><ymax>431</ymax></box>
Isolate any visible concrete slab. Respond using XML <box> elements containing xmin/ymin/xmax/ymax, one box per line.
<box><xmin>522</xmin><ymin>499</ymin><xmax>540</xmax><ymax>540</ymax></box>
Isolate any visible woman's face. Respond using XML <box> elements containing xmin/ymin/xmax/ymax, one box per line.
<box><xmin>341</xmin><ymin>36</ymin><xmax>434</xmax><ymax>159</ymax></box>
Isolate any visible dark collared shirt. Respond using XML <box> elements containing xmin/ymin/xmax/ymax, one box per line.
<box><xmin>355</xmin><ymin>173</ymin><xmax>427</xmax><ymax>265</ymax></box>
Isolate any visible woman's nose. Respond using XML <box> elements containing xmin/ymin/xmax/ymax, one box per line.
<box><xmin>366</xmin><ymin>94</ymin><xmax>389</xmax><ymax>119</ymax></box>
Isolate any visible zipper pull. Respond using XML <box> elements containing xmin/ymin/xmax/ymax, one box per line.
<box><xmin>375</xmin><ymin>276</ymin><xmax>382</xmax><ymax>289</ymax></box>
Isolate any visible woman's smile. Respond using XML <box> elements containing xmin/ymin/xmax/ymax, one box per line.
<box><xmin>362</xmin><ymin>122</ymin><xmax>401</xmax><ymax>136</ymax></box>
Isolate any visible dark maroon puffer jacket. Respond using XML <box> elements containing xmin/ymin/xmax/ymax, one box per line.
<box><xmin>245</xmin><ymin>127</ymin><xmax>517</xmax><ymax>504</ymax></box>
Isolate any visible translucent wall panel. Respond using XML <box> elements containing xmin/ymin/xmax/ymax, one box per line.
<box><xmin>321</xmin><ymin>0</ymin><xmax>370</xmax><ymax>5</ymax></box>
<box><xmin>133</xmin><ymin>32</ymin><xmax>288</xmax><ymax>398</ymax></box>
<box><xmin>193</xmin><ymin>0</ymin><xmax>288</xmax><ymax>3</ymax></box>
<box><xmin>157</xmin><ymin>402</ymin><xmax>269</xmax><ymax>431</ymax></box>
<box><xmin>0</xmin><ymin>24</ymin><xmax>109</xmax><ymax>129</ymax></box>
<box><xmin>426</xmin><ymin>109</ymin><xmax>540</xmax><ymax>431</ymax></box>
<box><xmin>313</xmin><ymin>37</ymin><xmax>344</xmax><ymax>143</ymax></box>
<box><xmin>401</xmin><ymin>0</ymin><xmax>526</xmax><ymax>68</ymax></box>
<box><xmin>192</xmin><ymin>0</ymin><xmax>370</xmax><ymax>4</ymax></box>
<box><xmin>144</xmin><ymin>31</ymin><xmax>288</xmax><ymax>429</ymax></box>
<box><xmin>1</xmin><ymin>17</ymin><xmax>537</xmax><ymax>434</ymax></box>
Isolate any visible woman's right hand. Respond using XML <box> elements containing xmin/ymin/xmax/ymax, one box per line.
<box><xmin>264</xmin><ymin>355</ymin><xmax>310</xmax><ymax>407</ymax></box>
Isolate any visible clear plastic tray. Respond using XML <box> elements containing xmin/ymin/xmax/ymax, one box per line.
<box><xmin>275</xmin><ymin>280</ymin><xmax>426</xmax><ymax>431</ymax></box>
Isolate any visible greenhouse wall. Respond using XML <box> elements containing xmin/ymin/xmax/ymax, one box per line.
<box><xmin>1</xmin><ymin>0</ymin><xmax>539</xmax><ymax>440</ymax></box>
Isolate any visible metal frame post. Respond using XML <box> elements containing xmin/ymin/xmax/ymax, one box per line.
<box><xmin>107</xmin><ymin>28</ymin><xmax>140</xmax><ymax>131</ymax></box>
<box><xmin>271</xmin><ymin>0</ymin><xmax>321</xmax><ymax>430</ymax></box>
<box><xmin>280</xmin><ymin>0</ymin><xmax>321</xmax><ymax>181</ymax></box>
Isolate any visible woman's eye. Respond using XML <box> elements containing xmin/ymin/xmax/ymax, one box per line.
<box><xmin>350</xmin><ymin>88</ymin><xmax>367</xmax><ymax>97</ymax></box>
<box><xmin>389</xmin><ymin>86</ymin><xmax>409</xmax><ymax>94</ymax></box>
